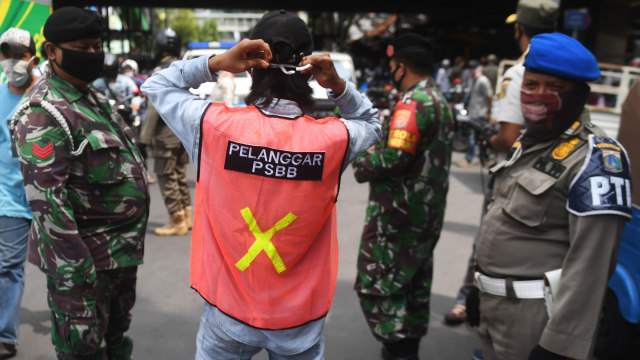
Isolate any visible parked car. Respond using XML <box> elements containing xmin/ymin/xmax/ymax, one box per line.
<box><xmin>308</xmin><ymin>51</ymin><xmax>358</xmax><ymax>118</ymax></box>
<box><xmin>182</xmin><ymin>47</ymin><xmax>252</xmax><ymax>106</ymax></box>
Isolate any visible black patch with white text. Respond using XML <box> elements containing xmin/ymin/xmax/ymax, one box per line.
<box><xmin>533</xmin><ymin>157</ymin><xmax>566</xmax><ymax>179</ymax></box>
<box><xmin>224</xmin><ymin>140</ymin><xmax>324</xmax><ymax>181</ymax></box>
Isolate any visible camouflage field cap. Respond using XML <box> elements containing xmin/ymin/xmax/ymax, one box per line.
<box><xmin>505</xmin><ymin>0</ymin><xmax>559</xmax><ymax>29</ymax></box>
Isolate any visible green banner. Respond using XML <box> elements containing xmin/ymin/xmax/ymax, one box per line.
<box><xmin>0</xmin><ymin>0</ymin><xmax>51</xmax><ymax>80</ymax></box>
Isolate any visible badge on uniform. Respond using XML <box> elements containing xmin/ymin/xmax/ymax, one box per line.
<box><xmin>550</xmin><ymin>137</ymin><xmax>582</xmax><ymax>161</ymax></box>
<box><xmin>32</xmin><ymin>141</ymin><xmax>54</xmax><ymax>160</ymax></box>
<box><xmin>387</xmin><ymin>100</ymin><xmax>421</xmax><ymax>155</ymax></box>
<box><xmin>533</xmin><ymin>157</ymin><xmax>566</xmax><ymax>179</ymax></box>
<box><xmin>563</xmin><ymin>121</ymin><xmax>581</xmax><ymax>136</ymax></box>
<box><xmin>602</xmin><ymin>149</ymin><xmax>623</xmax><ymax>173</ymax></box>
<box><xmin>498</xmin><ymin>78</ymin><xmax>511</xmax><ymax>99</ymax></box>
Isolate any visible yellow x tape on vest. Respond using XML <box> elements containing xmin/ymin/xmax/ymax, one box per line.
<box><xmin>236</xmin><ymin>207</ymin><xmax>297</xmax><ymax>273</ymax></box>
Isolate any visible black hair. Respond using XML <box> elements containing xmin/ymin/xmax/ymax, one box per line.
<box><xmin>245</xmin><ymin>67</ymin><xmax>314</xmax><ymax>113</ymax></box>
<box><xmin>393</xmin><ymin>48</ymin><xmax>434</xmax><ymax>76</ymax></box>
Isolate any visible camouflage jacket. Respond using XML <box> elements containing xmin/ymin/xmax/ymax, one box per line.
<box><xmin>12</xmin><ymin>70</ymin><xmax>150</xmax><ymax>288</ymax></box>
<box><xmin>352</xmin><ymin>78</ymin><xmax>454</xmax><ymax>239</ymax></box>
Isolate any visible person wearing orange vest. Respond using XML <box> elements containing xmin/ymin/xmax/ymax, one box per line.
<box><xmin>141</xmin><ymin>10</ymin><xmax>382</xmax><ymax>360</ymax></box>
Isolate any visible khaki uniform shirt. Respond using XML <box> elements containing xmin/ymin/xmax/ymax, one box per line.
<box><xmin>476</xmin><ymin>110</ymin><xmax>631</xmax><ymax>359</ymax></box>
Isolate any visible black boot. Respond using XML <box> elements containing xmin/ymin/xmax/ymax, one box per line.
<box><xmin>381</xmin><ymin>338</ymin><xmax>420</xmax><ymax>360</ymax></box>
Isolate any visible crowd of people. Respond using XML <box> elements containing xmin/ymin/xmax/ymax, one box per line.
<box><xmin>0</xmin><ymin>2</ymin><xmax>639</xmax><ymax>360</ymax></box>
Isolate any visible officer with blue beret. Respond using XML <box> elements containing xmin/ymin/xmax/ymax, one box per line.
<box><xmin>472</xmin><ymin>32</ymin><xmax>632</xmax><ymax>359</ymax></box>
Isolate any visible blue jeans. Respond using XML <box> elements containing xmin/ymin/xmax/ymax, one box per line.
<box><xmin>465</xmin><ymin>117</ymin><xmax>487</xmax><ymax>163</ymax></box>
<box><xmin>195</xmin><ymin>303</ymin><xmax>325</xmax><ymax>360</ymax></box>
<box><xmin>0</xmin><ymin>216</ymin><xmax>30</xmax><ymax>345</ymax></box>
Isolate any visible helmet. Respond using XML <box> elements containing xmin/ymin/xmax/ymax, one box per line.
<box><xmin>154</xmin><ymin>27</ymin><xmax>181</xmax><ymax>63</ymax></box>
<box><xmin>104</xmin><ymin>52</ymin><xmax>119</xmax><ymax>68</ymax></box>
<box><xmin>103</xmin><ymin>52</ymin><xmax>119</xmax><ymax>79</ymax></box>
<box><xmin>122</xmin><ymin>59</ymin><xmax>139</xmax><ymax>74</ymax></box>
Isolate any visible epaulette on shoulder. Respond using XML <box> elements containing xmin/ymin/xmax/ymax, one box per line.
<box><xmin>583</xmin><ymin>121</ymin><xmax>608</xmax><ymax>138</ymax></box>
<box><xmin>27</xmin><ymin>81</ymin><xmax>52</xmax><ymax>107</ymax></box>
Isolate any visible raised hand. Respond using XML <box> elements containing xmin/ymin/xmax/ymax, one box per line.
<box><xmin>298</xmin><ymin>53</ymin><xmax>346</xmax><ymax>96</ymax></box>
<box><xmin>208</xmin><ymin>39</ymin><xmax>272</xmax><ymax>74</ymax></box>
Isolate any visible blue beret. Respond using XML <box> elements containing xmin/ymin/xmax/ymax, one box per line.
<box><xmin>524</xmin><ymin>32</ymin><xmax>600</xmax><ymax>82</ymax></box>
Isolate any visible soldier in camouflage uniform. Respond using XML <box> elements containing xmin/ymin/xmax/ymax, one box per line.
<box><xmin>352</xmin><ymin>33</ymin><xmax>454</xmax><ymax>360</ymax></box>
<box><xmin>138</xmin><ymin>28</ymin><xmax>192</xmax><ymax>237</ymax></box>
<box><xmin>10</xmin><ymin>7</ymin><xmax>149</xmax><ymax>360</ymax></box>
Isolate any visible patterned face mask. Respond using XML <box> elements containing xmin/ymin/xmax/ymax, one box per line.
<box><xmin>520</xmin><ymin>89</ymin><xmax>561</xmax><ymax>124</ymax></box>
<box><xmin>519</xmin><ymin>82</ymin><xmax>590</xmax><ymax>148</ymax></box>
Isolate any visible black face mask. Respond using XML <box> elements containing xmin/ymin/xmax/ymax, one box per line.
<box><xmin>103</xmin><ymin>66</ymin><xmax>118</xmax><ymax>80</ymax></box>
<box><xmin>390</xmin><ymin>65</ymin><xmax>405</xmax><ymax>90</ymax></box>
<box><xmin>54</xmin><ymin>46</ymin><xmax>105</xmax><ymax>83</ymax></box>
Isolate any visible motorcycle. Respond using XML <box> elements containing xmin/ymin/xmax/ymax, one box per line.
<box><xmin>448</xmin><ymin>78</ymin><xmax>474</xmax><ymax>153</ymax></box>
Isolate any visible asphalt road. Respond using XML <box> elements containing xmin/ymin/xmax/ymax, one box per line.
<box><xmin>13</xmin><ymin>150</ymin><xmax>488</xmax><ymax>360</ymax></box>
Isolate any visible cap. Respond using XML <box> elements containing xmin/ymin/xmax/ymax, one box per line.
<box><xmin>122</xmin><ymin>59</ymin><xmax>139</xmax><ymax>74</ymax></box>
<box><xmin>250</xmin><ymin>10</ymin><xmax>312</xmax><ymax>64</ymax></box>
<box><xmin>524</xmin><ymin>32</ymin><xmax>600</xmax><ymax>82</ymax></box>
<box><xmin>0</xmin><ymin>28</ymin><xmax>35</xmax><ymax>56</ymax></box>
<box><xmin>487</xmin><ymin>53</ymin><xmax>498</xmax><ymax>63</ymax></box>
<box><xmin>505</xmin><ymin>0</ymin><xmax>559</xmax><ymax>29</ymax></box>
<box><xmin>386</xmin><ymin>33</ymin><xmax>432</xmax><ymax>59</ymax></box>
<box><xmin>44</xmin><ymin>6</ymin><xmax>102</xmax><ymax>44</ymax></box>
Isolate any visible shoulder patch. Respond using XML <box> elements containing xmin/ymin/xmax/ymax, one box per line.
<box><xmin>387</xmin><ymin>100</ymin><xmax>421</xmax><ymax>155</ymax></box>
<box><xmin>498</xmin><ymin>80</ymin><xmax>511</xmax><ymax>99</ymax></box>
<box><xmin>567</xmin><ymin>135</ymin><xmax>632</xmax><ymax>218</ymax></box>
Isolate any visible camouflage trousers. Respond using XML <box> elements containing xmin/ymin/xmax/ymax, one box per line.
<box><xmin>153</xmin><ymin>146</ymin><xmax>191</xmax><ymax>215</ymax></box>
<box><xmin>46</xmin><ymin>267</ymin><xmax>138</xmax><ymax>360</ymax></box>
<box><xmin>354</xmin><ymin>222</ymin><xmax>437</xmax><ymax>343</ymax></box>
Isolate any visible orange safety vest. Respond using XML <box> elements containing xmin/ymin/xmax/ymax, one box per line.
<box><xmin>190</xmin><ymin>103</ymin><xmax>349</xmax><ymax>329</ymax></box>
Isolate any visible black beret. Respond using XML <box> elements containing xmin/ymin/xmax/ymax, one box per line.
<box><xmin>386</xmin><ymin>33</ymin><xmax>432</xmax><ymax>59</ymax></box>
<box><xmin>44</xmin><ymin>6</ymin><xmax>102</xmax><ymax>44</ymax></box>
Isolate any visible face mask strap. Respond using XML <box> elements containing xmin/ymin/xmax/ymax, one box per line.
<box><xmin>268</xmin><ymin>63</ymin><xmax>311</xmax><ymax>75</ymax></box>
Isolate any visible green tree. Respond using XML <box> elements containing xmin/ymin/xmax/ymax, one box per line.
<box><xmin>168</xmin><ymin>9</ymin><xmax>199</xmax><ymax>43</ymax></box>
<box><xmin>200</xmin><ymin>19</ymin><xmax>219</xmax><ymax>42</ymax></box>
